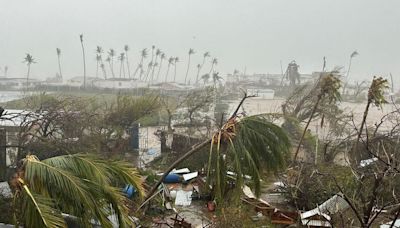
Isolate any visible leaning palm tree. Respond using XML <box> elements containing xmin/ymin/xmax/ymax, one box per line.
<box><xmin>100</xmin><ymin>63</ymin><xmax>107</xmax><ymax>79</ymax></box>
<box><xmin>105</xmin><ymin>57</ymin><xmax>112</xmax><ymax>79</ymax></box>
<box><xmin>56</xmin><ymin>48</ymin><xmax>62</xmax><ymax>79</ymax></box>
<box><xmin>150</xmin><ymin>49</ymin><xmax>161</xmax><ymax>83</ymax></box>
<box><xmin>354</xmin><ymin>76</ymin><xmax>388</xmax><ymax>147</ymax></box>
<box><xmin>108</xmin><ymin>49</ymin><xmax>116</xmax><ymax>78</ymax></box>
<box><xmin>209</xmin><ymin>58</ymin><xmax>218</xmax><ymax>74</ymax></box>
<box><xmin>156</xmin><ymin>52</ymin><xmax>166</xmax><ymax>82</ymax></box>
<box><xmin>212</xmin><ymin>72</ymin><xmax>223</xmax><ymax>89</ymax></box>
<box><xmin>79</xmin><ymin>34</ymin><xmax>86</xmax><ymax>88</ymax></box>
<box><xmin>292</xmin><ymin>72</ymin><xmax>341</xmax><ymax>163</ymax></box>
<box><xmin>201</xmin><ymin>73</ymin><xmax>210</xmax><ymax>85</ymax></box>
<box><xmin>133</xmin><ymin>48</ymin><xmax>147</xmax><ymax>79</ymax></box>
<box><xmin>164</xmin><ymin>57</ymin><xmax>174</xmax><ymax>83</ymax></box>
<box><xmin>184</xmin><ymin>48</ymin><xmax>195</xmax><ymax>84</ymax></box>
<box><xmin>23</xmin><ymin>53</ymin><xmax>36</xmax><ymax>91</ymax></box>
<box><xmin>195</xmin><ymin>64</ymin><xmax>201</xmax><ymax>84</ymax></box>
<box><xmin>141</xmin><ymin>94</ymin><xmax>291</xmax><ymax>206</ymax></box>
<box><xmin>11</xmin><ymin>154</ymin><xmax>144</xmax><ymax>227</ymax></box>
<box><xmin>118</xmin><ymin>53</ymin><xmax>126</xmax><ymax>78</ymax></box>
<box><xmin>173</xmin><ymin>57</ymin><xmax>179</xmax><ymax>82</ymax></box>
<box><xmin>342</xmin><ymin>50</ymin><xmax>359</xmax><ymax>94</ymax></box>
<box><xmin>124</xmin><ymin>45</ymin><xmax>131</xmax><ymax>78</ymax></box>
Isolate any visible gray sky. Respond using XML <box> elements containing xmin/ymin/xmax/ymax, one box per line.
<box><xmin>0</xmin><ymin>0</ymin><xmax>399</xmax><ymax>85</ymax></box>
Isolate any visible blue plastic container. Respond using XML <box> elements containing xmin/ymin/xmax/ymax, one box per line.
<box><xmin>162</xmin><ymin>173</ymin><xmax>182</xmax><ymax>183</ymax></box>
<box><xmin>123</xmin><ymin>185</ymin><xmax>137</xmax><ymax>198</ymax></box>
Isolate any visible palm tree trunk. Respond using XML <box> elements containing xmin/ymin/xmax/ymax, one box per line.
<box><xmin>26</xmin><ymin>64</ymin><xmax>31</xmax><ymax>91</ymax></box>
<box><xmin>125</xmin><ymin>51</ymin><xmax>131</xmax><ymax>78</ymax></box>
<box><xmin>80</xmin><ymin>41</ymin><xmax>86</xmax><ymax>89</ymax></box>
<box><xmin>292</xmin><ymin>95</ymin><xmax>321</xmax><ymax>163</ymax></box>
<box><xmin>173</xmin><ymin>65</ymin><xmax>177</xmax><ymax>82</ymax></box>
<box><xmin>101</xmin><ymin>65</ymin><xmax>107</xmax><ymax>79</ymax></box>
<box><xmin>139</xmin><ymin>94</ymin><xmax>251</xmax><ymax>210</ymax></box>
<box><xmin>342</xmin><ymin>57</ymin><xmax>353</xmax><ymax>94</ymax></box>
<box><xmin>185</xmin><ymin>55</ymin><xmax>191</xmax><ymax>84</ymax></box>
<box><xmin>156</xmin><ymin>59</ymin><xmax>164</xmax><ymax>82</ymax></box>
<box><xmin>57</xmin><ymin>56</ymin><xmax>62</xmax><ymax>79</ymax></box>
<box><xmin>209</xmin><ymin>63</ymin><xmax>214</xmax><ymax>75</ymax></box>
<box><xmin>110</xmin><ymin>57</ymin><xmax>115</xmax><ymax>78</ymax></box>
<box><xmin>119</xmin><ymin>60</ymin><xmax>123</xmax><ymax>78</ymax></box>
<box><xmin>164</xmin><ymin>65</ymin><xmax>171</xmax><ymax>83</ymax></box>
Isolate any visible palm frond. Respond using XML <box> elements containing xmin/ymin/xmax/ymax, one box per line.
<box><xmin>18</xmin><ymin>178</ymin><xmax>66</xmax><ymax>228</ymax></box>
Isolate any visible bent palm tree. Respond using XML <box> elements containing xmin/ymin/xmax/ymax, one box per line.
<box><xmin>156</xmin><ymin>52</ymin><xmax>166</xmax><ymax>82</ymax></box>
<box><xmin>342</xmin><ymin>51</ymin><xmax>359</xmax><ymax>94</ymax></box>
<box><xmin>209</xmin><ymin>58</ymin><xmax>218</xmax><ymax>74</ymax></box>
<box><xmin>292</xmin><ymin>72</ymin><xmax>341</xmax><ymax>163</ymax></box>
<box><xmin>184</xmin><ymin>48</ymin><xmax>195</xmax><ymax>84</ymax></box>
<box><xmin>142</xmin><ymin>94</ymin><xmax>291</xmax><ymax>206</ymax></box>
<box><xmin>23</xmin><ymin>54</ymin><xmax>36</xmax><ymax>91</ymax></box>
<box><xmin>12</xmin><ymin>154</ymin><xmax>144</xmax><ymax>228</ymax></box>
<box><xmin>95</xmin><ymin>54</ymin><xmax>102</xmax><ymax>78</ymax></box>
<box><xmin>134</xmin><ymin>49</ymin><xmax>147</xmax><ymax>80</ymax></box>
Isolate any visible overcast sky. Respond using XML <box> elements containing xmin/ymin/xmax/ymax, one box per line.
<box><xmin>0</xmin><ymin>0</ymin><xmax>399</xmax><ymax>85</ymax></box>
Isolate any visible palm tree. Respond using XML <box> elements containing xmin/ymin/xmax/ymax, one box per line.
<box><xmin>144</xmin><ymin>61</ymin><xmax>153</xmax><ymax>81</ymax></box>
<box><xmin>142</xmin><ymin>94</ymin><xmax>291</xmax><ymax>206</ymax></box>
<box><xmin>23</xmin><ymin>53</ymin><xmax>36</xmax><ymax>90</ymax></box>
<box><xmin>212</xmin><ymin>72</ymin><xmax>223</xmax><ymax>88</ymax></box>
<box><xmin>354</xmin><ymin>76</ymin><xmax>388</xmax><ymax>147</ymax></box>
<box><xmin>100</xmin><ymin>63</ymin><xmax>107</xmax><ymax>79</ymax></box>
<box><xmin>156</xmin><ymin>52</ymin><xmax>166</xmax><ymax>82</ymax></box>
<box><xmin>124</xmin><ymin>45</ymin><xmax>131</xmax><ymax>78</ymax></box>
<box><xmin>96</xmin><ymin>46</ymin><xmax>105</xmax><ymax>78</ymax></box>
<box><xmin>79</xmin><ymin>34</ymin><xmax>86</xmax><ymax>88</ymax></box>
<box><xmin>201</xmin><ymin>73</ymin><xmax>210</xmax><ymax>85</ymax></box>
<box><xmin>173</xmin><ymin>57</ymin><xmax>179</xmax><ymax>82</ymax></box>
<box><xmin>184</xmin><ymin>48</ymin><xmax>195</xmax><ymax>84</ymax></box>
<box><xmin>105</xmin><ymin>57</ymin><xmax>112</xmax><ymax>79</ymax></box>
<box><xmin>197</xmin><ymin>52</ymin><xmax>210</xmax><ymax>83</ymax></box>
<box><xmin>150</xmin><ymin>49</ymin><xmax>161</xmax><ymax>83</ymax></box>
<box><xmin>108</xmin><ymin>49</ymin><xmax>116</xmax><ymax>78</ymax></box>
<box><xmin>133</xmin><ymin>48</ymin><xmax>147</xmax><ymax>80</ymax></box>
<box><xmin>195</xmin><ymin>64</ymin><xmax>201</xmax><ymax>84</ymax></box>
<box><xmin>11</xmin><ymin>154</ymin><xmax>144</xmax><ymax>227</ymax></box>
<box><xmin>209</xmin><ymin>58</ymin><xmax>218</xmax><ymax>74</ymax></box>
<box><xmin>56</xmin><ymin>48</ymin><xmax>62</xmax><ymax>80</ymax></box>
<box><xmin>164</xmin><ymin>57</ymin><xmax>174</xmax><ymax>83</ymax></box>
<box><xmin>342</xmin><ymin>50</ymin><xmax>359</xmax><ymax>94</ymax></box>
<box><xmin>95</xmin><ymin>54</ymin><xmax>102</xmax><ymax>78</ymax></box>
<box><xmin>292</xmin><ymin>73</ymin><xmax>341</xmax><ymax>163</ymax></box>
<box><xmin>118</xmin><ymin>53</ymin><xmax>126</xmax><ymax>78</ymax></box>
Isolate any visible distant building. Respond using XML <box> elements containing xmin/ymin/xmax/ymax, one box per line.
<box><xmin>92</xmin><ymin>78</ymin><xmax>148</xmax><ymax>89</ymax></box>
<box><xmin>0</xmin><ymin>77</ymin><xmax>42</xmax><ymax>90</ymax></box>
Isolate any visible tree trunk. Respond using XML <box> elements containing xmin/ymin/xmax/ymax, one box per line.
<box><xmin>293</xmin><ymin>96</ymin><xmax>321</xmax><ymax>163</ymax></box>
<box><xmin>139</xmin><ymin>139</ymin><xmax>211</xmax><ymax>209</ymax></box>
<box><xmin>80</xmin><ymin>41</ymin><xmax>86</xmax><ymax>89</ymax></box>
<box><xmin>156</xmin><ymin>59</ymin><xmax>164</xmax><ymax>82</ymax></box>
<box><xmin>125</xmin><ymin>51</ymin><xmax>131</xmax><ymax>78</ymax></box>
<box><xmin>185</xmin><ymin>55</ymin><xmax>191</xmax><ymax>84</ymax></box>
<box><xmin>57</xmin><ymin>56</ymin><xmax>62</xmax><ymax>79</ymax></box>
<box><xmin>164</xmin><ymin>65</ymin><xmax>171</xmax><ymax>83</ymax></box>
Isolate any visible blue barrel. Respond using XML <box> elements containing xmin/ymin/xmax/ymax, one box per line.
<box><xmin>163</xmin><ymin>173</ymin><xmax>182</xmax><ymax>183</ymax></box>
<box><xmin>123</xmin><ymin>185</ymin><xmax>137</xmax><ymax>198</ymax></box>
